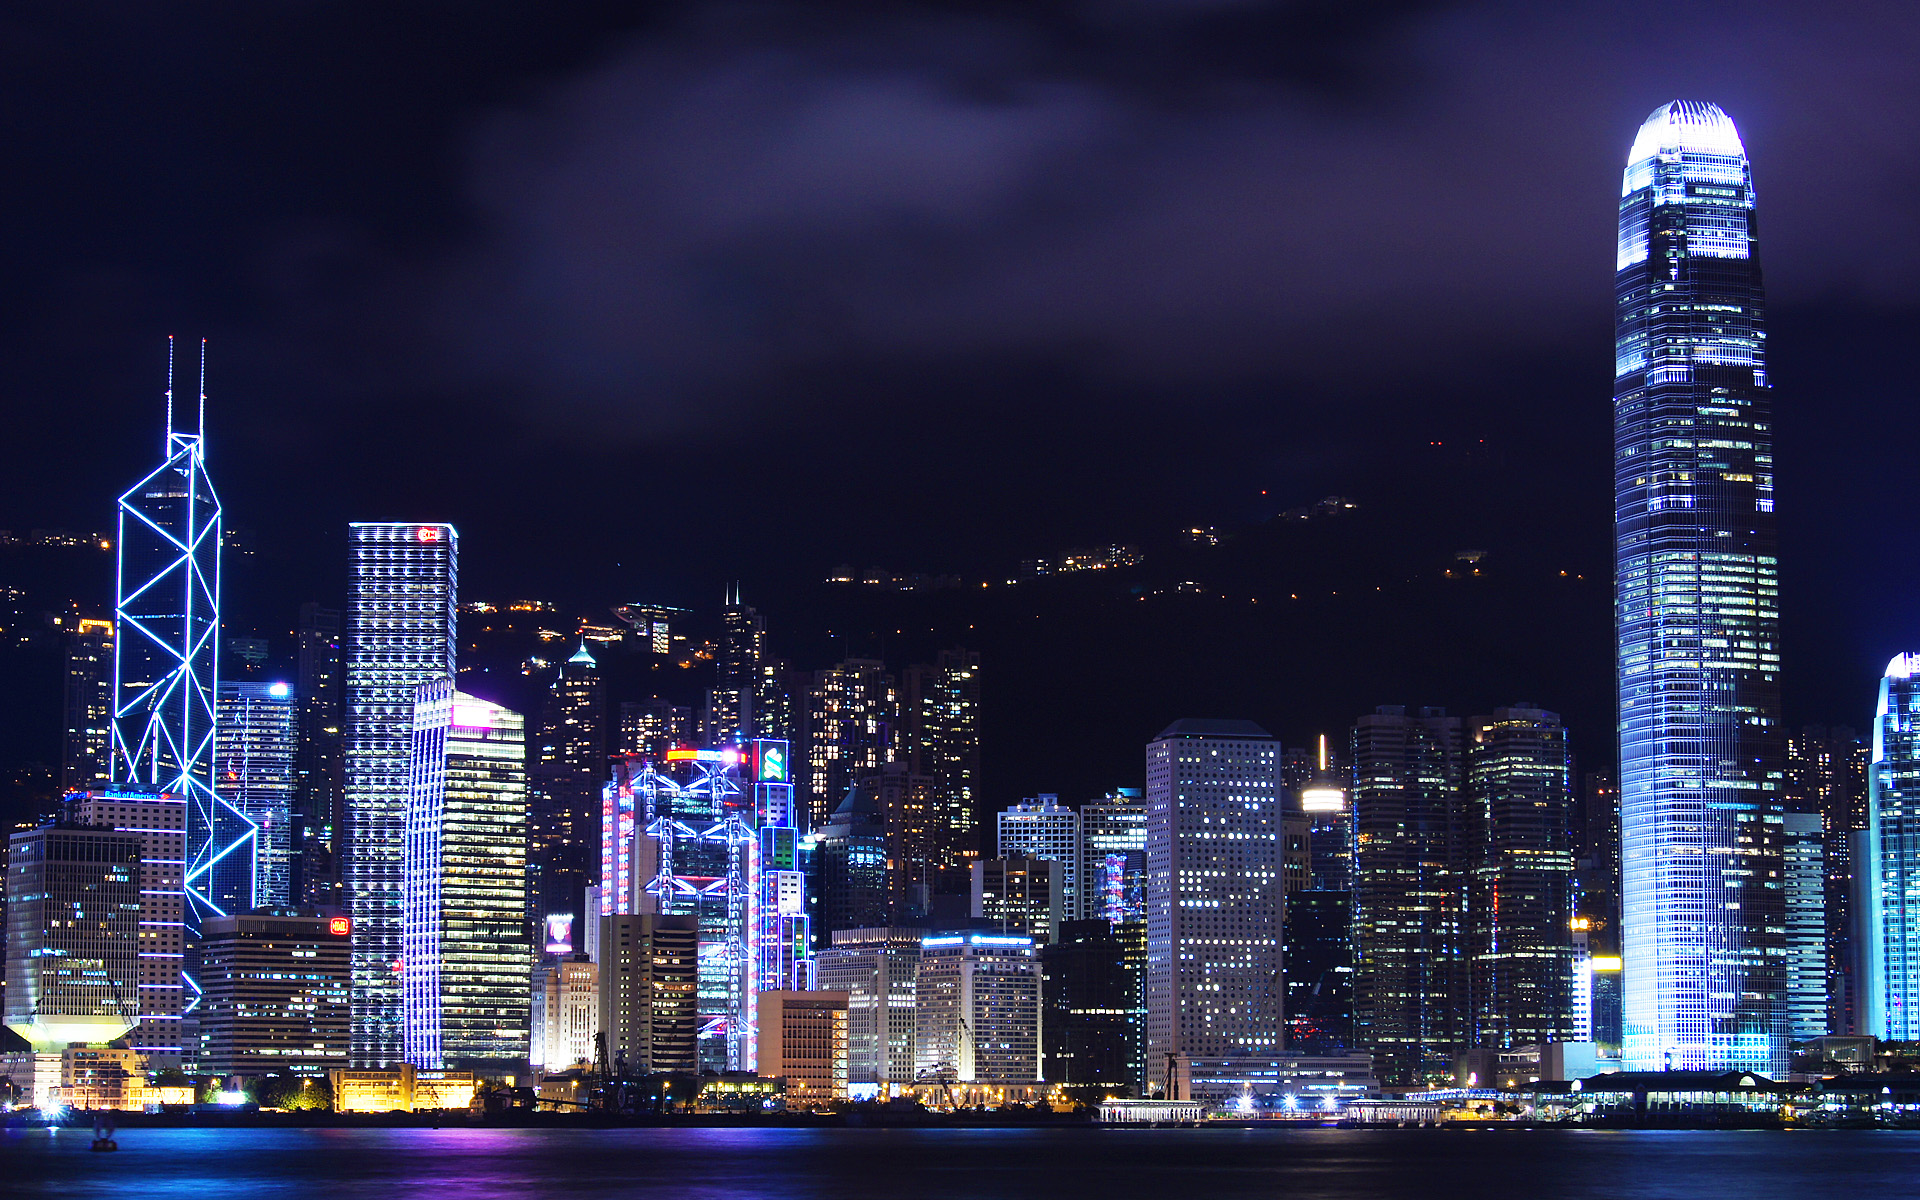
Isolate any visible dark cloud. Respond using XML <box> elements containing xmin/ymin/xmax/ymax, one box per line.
<box><xmin>380</xmin><ymin>0</ymin><xmax>1920</xmax><ymax>435</ymax></box>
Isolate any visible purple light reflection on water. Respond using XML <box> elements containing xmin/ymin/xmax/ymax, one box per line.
<box><xmin>6</xmin><ymin>1126</ymin><xmax>1920</xmax><ymax>1200</ymax></box>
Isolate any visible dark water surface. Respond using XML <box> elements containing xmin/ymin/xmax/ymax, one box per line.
<box><xmin>5</xmin><ymin>1126</ymin><xmax>1916</xmax><ymax>1198</ymax></box>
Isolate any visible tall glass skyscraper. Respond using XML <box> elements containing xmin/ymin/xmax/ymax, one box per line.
<box><xmin>1613</xmin><ymin>101</ymin><xmax>1785</xmax><ymax>1073</ymax></box>
<box><xmin>1865</xmin><ymin>653</ymin><xmax>1920</xmax><ymax>1040</ymax></box>
<box><xmin>344</xmin><ymin>522</ymin><xmax>457</xmax><ymax>1066</ymax></box>
<box><xmin>216</xmin><ymin>680</ymin><xmax>299</xmax><ymax>909</ymax></box>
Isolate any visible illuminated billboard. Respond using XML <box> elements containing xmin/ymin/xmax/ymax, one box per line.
<box><xmin>545</xmin><ymin>913</ymin><xmax>574</xmax><ymax>955</ymax></box>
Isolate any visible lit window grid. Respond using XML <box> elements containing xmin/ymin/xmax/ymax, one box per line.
<box><xmin>401</xmin><ymin>682</ymin><xmax>531</xmax><ymax>1071</ymax></box>
<box><xmin>1146</xmin><ymin>736</ymin><xmax>1283</xmax><ymax>1081</ymax></box>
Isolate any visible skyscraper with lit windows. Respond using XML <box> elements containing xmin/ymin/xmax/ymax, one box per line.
<box><xmin>1465</xmin><ymin>705</ymin><xmax>1575</xmax><ymax>1051</ymax></box>
<box><xmin>530</xmin><ymin>641</ymin><xmax>605</xmax><ymax>941</ymax></box>
<box><xmin>1144</xmin><ymin>720</ymin><xmax>1282</xmax><ymax>1100</ymax></box>
<box><xmin>1350</xmin><ymin>706</ymin><xmax>1463</xmax><ymax>1086</ymax></box>
<box><xmin>401</xmin><ymin>681</ymin><xmax>531</xmax><ymax>1075</ymax></box>
<box><xmin>344</xmin><ymin>521</ymin><xmax>457</xmax><ymax>1067</ymax></box>
<box><xmin>216</xmin><ymin>680</ymin><xmax>298</xmax><ymax>908</ymax></box>
<box><xmin>1865</xmin><ymin>654</ymin><xmax>1920</xmax><ymax>1040</ymax></box>
<box><xmin>1613</xmin><ymin>101</ymin><xmax>1785</xmax><ymax>1074</ymax></box>
<box><xmin>802</xmin><ymin>659</ymin><xmax>896</xmax><ymax>829</ymax></box>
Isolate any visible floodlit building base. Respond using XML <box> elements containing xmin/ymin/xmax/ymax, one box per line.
<box><xmin>1098</xmin><ymin>1099</ymin><xmax>1207</xmax><ymax>1124</ymax></box>
<box><xmin>329</xmin><ymin>1065</ymin><xmax>477</xmax><ymax>1113</ymax></box>
<box><xmin>899</xmin><ymin>1080</ymin><xmax>1069</xmax><ymax>1111</ymax></box>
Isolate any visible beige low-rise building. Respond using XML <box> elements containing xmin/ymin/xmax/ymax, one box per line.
<box><xmin>329</xmin><ymin>1064</ymin><xmax>477</xmax><ymax>1113</ymax></box>
<box><xmin>756</xmin><ymin>991</ymin><xmax>848</xmax><ymax>1110</ymax></box>
<box><xmin>51</xmin><ymin>1045</ymin><xmax>193</xmax><ymax>1110</ymax></box>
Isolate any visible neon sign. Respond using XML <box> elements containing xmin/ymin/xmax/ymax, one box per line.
<box><xmin>328</xmin><ymin>916</ymin><xmax>351</xmax><ymax>936</ymax></box>
<box><xmin>417</xmin><ymin>526</ymin><xmax>442</xmax><ymax>543</ymax></box>
<box><xmin>753</xmin><ymin>740</ymin><xmax>790</xmax><ymax>783</ymax></box>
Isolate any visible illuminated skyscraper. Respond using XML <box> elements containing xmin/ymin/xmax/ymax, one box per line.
<box><xmin>915</xmin><ymin>932</ymin><xmax>1041</xmax><ymax>1083</ymax></box>
<box><xmin>216</xmin><ymin>680</ymin><xmax>298</xmax><ymax>908</ymax></box>
<box><xmin>972</xmin><ymin>854</ymin><xmax>1065</xmax><ymax>945</ymax></box>
<box><xmin>344</xmin><ymin>521</ymin><xmax>457</xmax><ymax>1066</ymax></box>
<box><xmin>617</xmin><ymin>698</ymin><xmax>692</xmax><ymax>759</ymax></box>
<box><xmin>1613</xmin><ymin>101</ymin><xmax>1784</xmax><ymax>1073</ymax></box>
<box><xmin>110</xmin><ymin>341</ymin><xmax>246</xmax><ymax>933</ymax></box>
<box><xmin>1464</xmin><ymin>705</ymin><xmax>1576</xmax><ymax>1051</ymax></box>
<box><xmin>1079</xmin><ymin>788</ymin><xmax>1146</xmax><ymax>924</ymax></box>
<box><xmin>531</xmin><ymin>954</ymin><xmax>599</xmax><ymax>1072</ymax></box>
<box><xmin>900</xmin><ymin>648</ymin><xmax>981</xmax><ymax>894</ymax></box>
<box><xmin>1350</xmin><ymin>706</ymin><xmax>1463</xmax><ymax>1086</ymax></box>
<box><xmin>1865</xmin><ymin>653</ymin><xmax>1920</xmax><ymax>1040</ymax></box>
<box><xmin>60</xmin><ymin>618</ymin><xmax>115</xmax><ymax>791</ymax></box>
<box><xmin>865</xmin><ymin>763</ymin><xmax>941</xmax><ymax>919</ymax></box>
<box><xmin>530</xmin><ymin>642</ymin><xmax>605</xmax><ymax>938</ymax></box>
<box><xmin>814</xmin><ymin>926</ymin><xmax>924</xmax><ymax>1087</ymax></box>
<box><xmin>1786</xmin><ymin>726</ymin><xmax>1868</xmax><ymax>1033</ymax></box>
<box><xmin>705</xmin><ymin>588</ymin><xmax>792</xmax><ymax>746</ymax></box>
<box><xmin>748</xmin><ymin>740</ymin><xmax>813</xmax><ymax>1001</ymax></box>
<box><xmin>196</xmin><ymin>908</ymin><xmax>350</xmax><ymax>1077</ymax></box>
<box><xmin>597</xmin><ymin>749</ymin><xmax>758</xmax><ymax>1071</ymax></box>
<box><xmin>3</xmin><ymin>821</ymin><xmax>142</xmax><ymax>1057</ymax></box>
<box><xmin>1145</xmin><ymin>720</ymin><xmax>1283</xmax><ymax>1099</ymax></box>
<box><xmin>1284</xmin><ymin>739</ymin><xmax>1352</xmax><ymax>1056</ymax></box>
<box><xmin>1782</xmin><ymin>812</ymin><xmax>1827</xmax><ymax>1040</ymax></box>
<box><xmin>808</xmin><ymin>779</ymin><xmax>892</xmax><ymax>939</ymax></box>
<box><xmin>1043</xmin><ymin>918</ymin><xmax>1145</xmax><ymax>1092</ymax></box>
<box><xmin>294</xmin><ymin>602</ymin><xmax>345</xmax><ymax>907</ymax></box>
<box><xmin>802</xmin><ymin>659</ymin><xmax>896</xmax><ymax>830</ymax></box>
<box><xmin>64</xmin><ymin>789</ymin><xmax>188</xmax><ymax>1061</ymax></box>
<box><xmin>400</xmin><ymin>682</ymin><xmax>531</xmax><ymax>1074</ymax></box>
<box><xmin>598</xmin><ymin>912</ymin><xmax>698</xmax><ymax>1074</ymax></box>
<box><xmin>997</xmin><ymin>795</ymin><xmax>1079</xmax><ymax>919</ymax></box>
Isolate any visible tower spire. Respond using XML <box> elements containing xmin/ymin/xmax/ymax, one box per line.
<box><xmin>165</xmin><ymin>334</ymin><xmax>175</xmax><ymax>450</ymax></box>
<box><xmin>198</xmin><ymin>337</ymin><xmax>207</xmax><ymax>443</ymax></box>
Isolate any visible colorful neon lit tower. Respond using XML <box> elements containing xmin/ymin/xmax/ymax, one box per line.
<box><xmin>1613</xmin><ymin>101</ymin><xmax>1784</xmax><ymax>1073</ymax></box>
<box><xmin>110</xmin><ymin>339</ymin><xmax>248</xmax><ymax>933</ymax></box>
<box><xmin>600</xmin><ymin>748</ymin><xmax>757</xmax><ymax>1071</ymax></box>
<box><xmin>599</xmin><ymin>737</ymin><xmax>813</xmax><ymax>1072</ymax></box>
<box><xmin>751</xmin><ymin>740</ymin><xmax>813</xmax><ymax>1005</ymax></box>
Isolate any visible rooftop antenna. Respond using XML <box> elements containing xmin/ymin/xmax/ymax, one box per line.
<box><xmin>198</xmin><ymin>337</ymin><xmax>207</xmax><ymax>443</ymax></box>
<box><xmin>1317</xmin><ymin>733</ymin><xmax>1328</xmax><ymax>773</ymax></box>
<box><xmin>164</xmin><ymin>335</ymin><xmax>176</xmax><ymax>451</ymax></box>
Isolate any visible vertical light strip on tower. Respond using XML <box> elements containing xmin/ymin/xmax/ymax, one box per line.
<box><xmin>1614</xmin><ymin>101</ymin><xmax>1785</xmax><ymax>1073</ymax></box>
<box><xmin>111</xmin><ymin>338</ymin><xmax>253</xmax><ymax>936</ymax></box>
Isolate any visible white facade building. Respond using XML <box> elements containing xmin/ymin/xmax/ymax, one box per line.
<box><xmin>1145</xmin><ymin>720</ymin><xmax>1283</xmax><ymax>1099</ymax></box>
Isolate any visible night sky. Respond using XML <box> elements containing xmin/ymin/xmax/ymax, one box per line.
<box><xmin>3</xmin><ymin>3</ymin><xmax>1919</xmax><ymax>802</ymax></box>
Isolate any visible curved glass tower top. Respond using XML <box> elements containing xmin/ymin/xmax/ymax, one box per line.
<box><xmin>1613</xmin><ymin>101</ymin><xmax>1785</xmax><ymax>1074</ymax></box>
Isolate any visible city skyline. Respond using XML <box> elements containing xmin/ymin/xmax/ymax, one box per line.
<box><xmin>7</xmin><ymin>5</ymin><xmax>1920</xmax><ymax>1137</ymax></box>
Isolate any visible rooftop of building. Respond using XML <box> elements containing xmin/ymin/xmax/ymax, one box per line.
<box><xmin>1157</xmin><ymin>718</ymin><xmax>1273</xmax><ymax>739</ymax></box>
<box><xmin>1628</xmin><ymin>100</ymin><xmax>1745</xmax><ymax>164</ymax></box>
